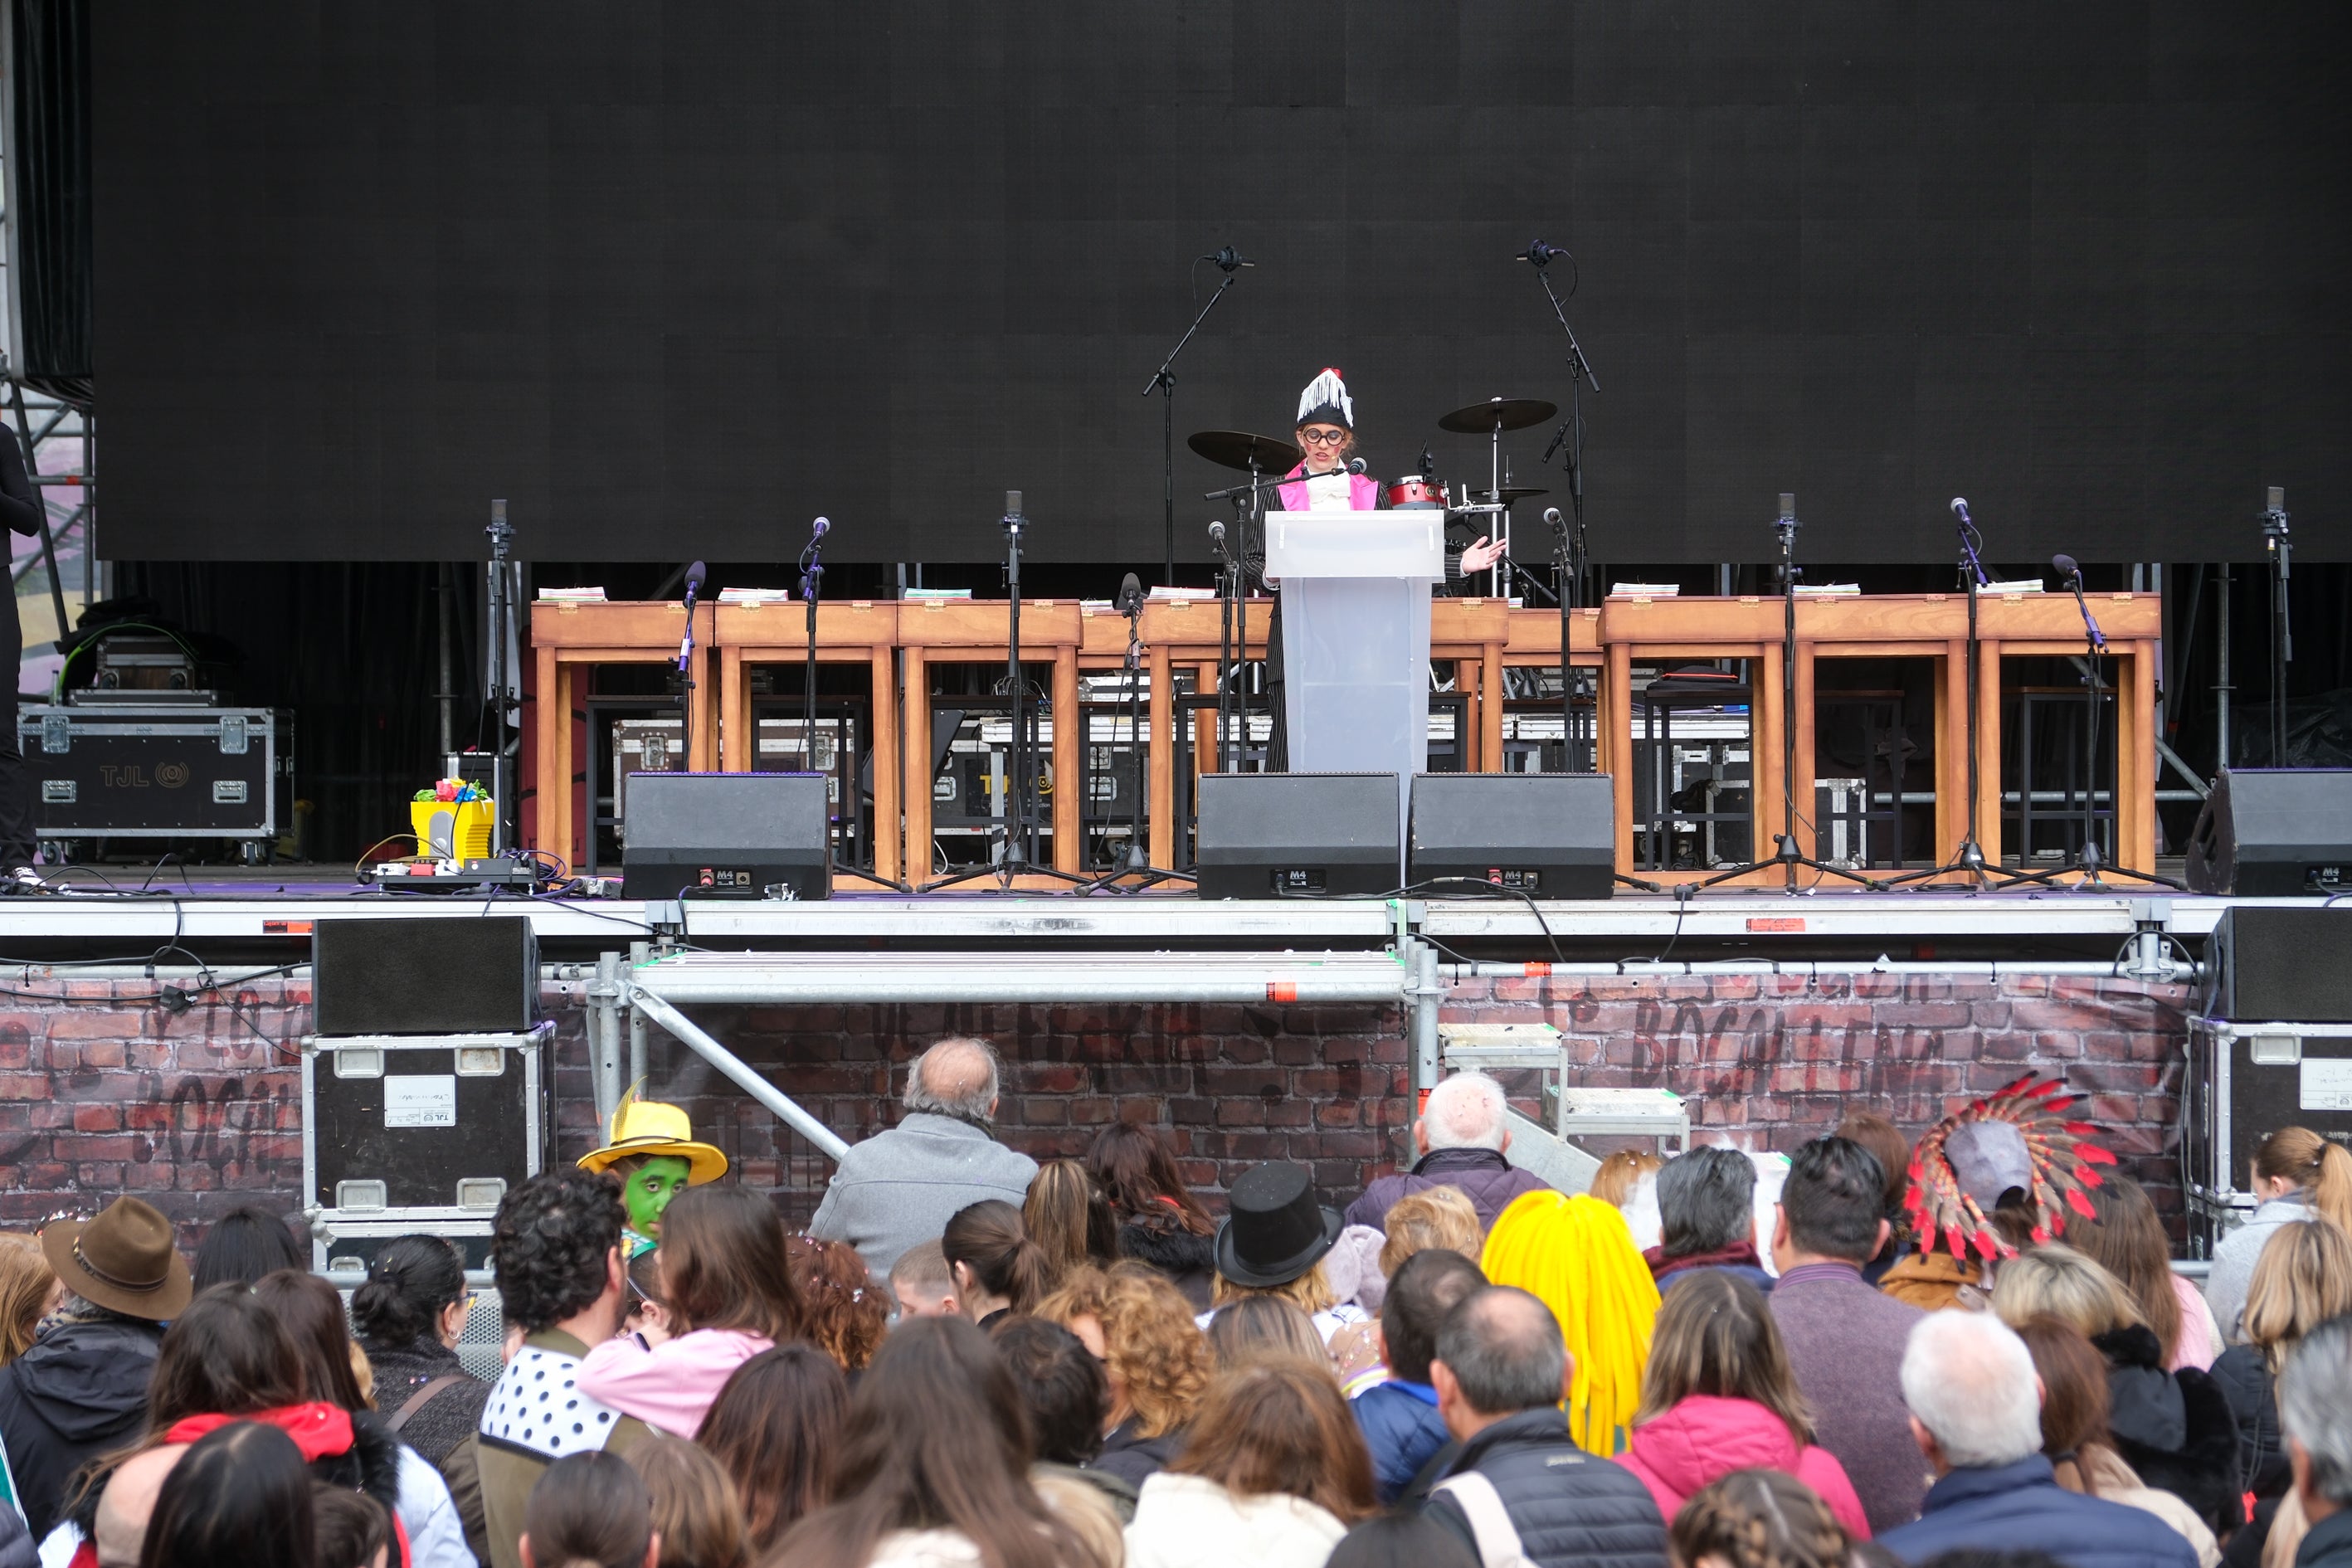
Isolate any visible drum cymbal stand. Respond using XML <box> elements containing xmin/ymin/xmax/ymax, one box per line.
<box><xmin>923</xmin><ymin>491</ymin><xmax>1089</xmax><ymax>892</ymax></box>
<box><xmin>1142</xmin><ymin>250</ymin><xmax>1245</xmax><ymax>585</ymax></box>
<box><xmin>1522</xmin><ymin>241</ymin><xmax>1600</xmax><ymax>607</ymax></box>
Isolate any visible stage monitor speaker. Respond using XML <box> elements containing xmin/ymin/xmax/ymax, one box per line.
<box><xmin>1408</xmin><ymin>772</ymin><xmax>1615</xmax><ymax>899</ymax></box>
<box><xmin>1194</xmin><ymin>772</ymin><xmax>1399</xmax><ymax>899</ymax></box>
<box><xmin>2202</xmin><ymin>906</ymin><xmax>2352</xmax><ymax>1023</ymax></box>
<box><xmin>620</xmin><ymin>771</ymin><xmax>832</xmax><ymax>901</ymax></box>
<box><xmin>2185</xmin><ymin>768</ymin><xmax>2352</xmax><ymax>895</ymax></box>
<box><xmin>313</xmin><ymin>916</ymin><xmax>539</xmax><ymax>1036</ymax></box>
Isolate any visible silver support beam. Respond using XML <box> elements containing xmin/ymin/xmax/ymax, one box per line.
<box><xmin>627</xmin><ymin>940</ymin><xmax>651</xmax><ymax>1088</ymax></box>
<box><xmin>1408</xmin><ymin>939</ymin><xmax>1442</xmax><ymax>1095</ymax></box>
<box><xmin>587</xmin><ymin>952</ymin><xmax>626</xmax><ymax>1126</ymax></box>
<box><xmin>629</xmin><ymin>985</ymin><xmax>852</xmax><ymax>1161</ymax></box>
<box><xmin>629</xmin><ymin>950</ymin><xmax>1411</xmax><ymax>1006</ymax></box>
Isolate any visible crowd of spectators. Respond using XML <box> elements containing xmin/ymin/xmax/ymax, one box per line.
<box><xmin>2</xmin><ymin>1037</ymin><xmax>2350</xmax><ymax>1568</ymax></box>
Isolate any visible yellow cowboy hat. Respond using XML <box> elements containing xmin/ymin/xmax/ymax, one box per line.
<box><xmin>577</xmin><ymin>1091</ymin><xmax>728</xmax><ymax>1185</ymax></box>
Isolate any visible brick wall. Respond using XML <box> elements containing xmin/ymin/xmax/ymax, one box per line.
<box><xmin>0</xmin><ymin>969</ymin><xmax>2193</xmax><ymax>1238</ymax></box>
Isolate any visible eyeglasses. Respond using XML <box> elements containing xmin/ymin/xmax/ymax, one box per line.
<box><xmin>1298</xmin><ymin>429</ymin><xmax>1349</xmax><ymax>447</ymax></box>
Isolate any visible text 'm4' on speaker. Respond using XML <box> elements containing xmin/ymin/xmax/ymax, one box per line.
<box><xmin>2185</xmin><ymin>768</ymin><xmax>2352</xmax><ymax>895</ymax></box>
<box><xmin>621</xmin><ymin>771</ymin><xmax>832</xmax><ymax>902</ymax></box>
<box><xmin>1409</xmin><ymin>773</ymin><xmax>1614</xmax><ymax>900</ymax></box>
<box><xmin>1194</xmin><ymin>772</ymin><xmax>1400</xmax><ymax>899</ymax></box>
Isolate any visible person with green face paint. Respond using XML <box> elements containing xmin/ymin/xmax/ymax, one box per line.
<box><xmin>577</xmin><ymin>1093</ymin><xmax>729</xmax><ymax>1255</ymax></box>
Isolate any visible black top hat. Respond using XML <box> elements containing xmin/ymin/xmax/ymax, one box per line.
<box><xmin>1215</xmin><ymin>1161</ymin><xmax>1343</xmax><ymax>1289</ymax></box>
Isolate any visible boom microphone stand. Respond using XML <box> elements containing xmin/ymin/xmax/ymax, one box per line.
<box><xmin>1676</xmin><ymin>494</ymin><xmax>1882</xmax><ymax>895</ymax></box>
<box><xmin>800</xmin><ymin>517</ymin><xmax>829</xmax><ymax>772</ymax></box>
<box><xmin>1520</xmin><ymin>241</ymin><xmax>1600</xmax><ymax>607</ymax></box>
<box><xmin>1090</xmin><ymin>572</ymin><xmax>1195</xmax><ymax>892</ymax></box>
<box><xmin>1994</xmin><ymin>557</ymin><xmax>2181</xmax><ymax>891</ymax></box>
<box><xmin>1142</xmin><ymin>247</ymin><xmax>1249</xmax><ymax>584</ymax></box>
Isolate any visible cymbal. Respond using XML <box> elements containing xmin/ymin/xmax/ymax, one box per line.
<box><xmin>1188</xmin><ymin>430</ymin><xmax>1303</xmax><ymax>473</ymax></box>
<box><xmin>1466</xmin><ymin>485</ymin><xmax>1550</xmax><ymax>504</ymax></box>
<box><xmin>1438</xmin><ymin>397</ymin><xmax>1559</xmax><ymax>435</ymax></box>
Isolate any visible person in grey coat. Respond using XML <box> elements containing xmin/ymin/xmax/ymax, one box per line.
<box><xmin>808</xmin><ymin>1036</ymin><xmax>1039</xmax><ymax>1276</ymax></box>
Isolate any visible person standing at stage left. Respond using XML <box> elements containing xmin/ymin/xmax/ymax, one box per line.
<box><xmin>0</xmin><ymin>426</ymin><xmax>52</xmax><ymax>892</ymax></box>
<box><xmin>806</xmin><ymin>1036</ymin><xmax>1038</xmax><ymax>1276</ymax></box>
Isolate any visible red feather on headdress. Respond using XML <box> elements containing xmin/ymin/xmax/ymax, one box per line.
<box><xmin>1902</xmin><ymin>1074</ymin><xmax>2117</xmax><ymax>1264</ymax></box>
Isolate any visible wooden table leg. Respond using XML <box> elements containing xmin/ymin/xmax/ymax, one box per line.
<box><xmin>1149</xmin><ymin>645</ymin><xmax>1175</xmax><ymax>869</ymax></box>
<box><xmin>2122</xmin><ymin>645</ymin><xmax>2155</xmax><ymax>869</ymax></box>
<box><xmin>903</xmin><ymin>649</ymin><xmax>933</xmax><ymax>884</ymax></box>
<box><xmin>1051</xmin><ymin>647</ymin><xmax>1081</xmax><ymax>873</ymax></box>
<box><xmin>1936</xmin><ymin>640</ymin><xmax>1966</xmax><ymax>864</ymax></box>
<box><xmin>1793</xmin><ymin>641</ymin><xmax>1817</xmax><ymax>859</ymax></box>
<box><xmin>1755</xmin><ymin>641</ymin><xmax>1785</xmax><ymax>867</ymax></box>
<box><xmin>534</xmin><ymin>646</ymin><xmax>561</xmax><ymax>859</ymax></box>
<box><xmin>1480</xmin><ymin>643</ymin><xmax>1505</xmax><ymax>772</ymax></box>
<box><xmin>1608</xmin><ymin>643</ymin><xmax>1634</xmax><ymax>870</ymax></box>
<box><xmin>1977</xmin><ymin>639</ymin><xmax>2004</xmax><ymax>859</ymax></box>
<box><xmin>721</xmin><ymin>647</ymin><xmax>746</xmax><ymax>772</ymax></box>
<box><xmin>870</xmin><ymin>645</ymin><xmax>901</xmax><ymax>884</ymax></box>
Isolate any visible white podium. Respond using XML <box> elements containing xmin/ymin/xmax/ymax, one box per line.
<box><xmin>1265</xmin><ymin>511</ymin><xmax>1445</xmax><ymax>842</ymax></box>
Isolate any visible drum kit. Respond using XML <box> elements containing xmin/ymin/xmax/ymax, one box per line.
<box><xmin>1191</xmin><ymin>396</ymin><xmax>1560</xmax><ymax>596</ymax></box>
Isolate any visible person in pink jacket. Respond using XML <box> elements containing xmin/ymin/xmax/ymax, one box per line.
<box><xmin>578</xmin><ymin>1185</ymin><xmax>806</xmax><ymax>1438</ymax></box>
<box><xmin>1619</xmin><ymin>1269</ymin><xmax>1872</xmax><ymax>1539</ymax></box>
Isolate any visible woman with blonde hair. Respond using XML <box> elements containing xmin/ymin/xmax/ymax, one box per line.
<box><xmin>1122</xmin><ymin>1362</ymin><xmax>1375</xmax><ymax>1568</ymax></box>
<box><xmin>1479</xmin><ymin>1190</ymin><xmax>1659</xmax><ymax>1454</ymax></box>
<box><xmin>1993</xmin><ymin>1244</ymin><xmax>2242</xmax><ymax>1536</ymax></box>
<box><xmin>0</xmin><ymin>1233</ymin><xmax>60</xmax><ymax>1364</ymax></box>
<box><xmin>1037</xmin><ymin>1262</ymin><xmax>1214</xmax><ymax>1488</ymax></box>
<box><xmin>2211</xmin><ymin>1216</ymin><xmax>2352</xmax><ymax>1561</ymax></box>
<box><xmin>1204</xmin><ymin>1295</ymin><xmax>1328</xmax><ymax>1375</ymax></box>
<box><xmin>1619</xmin><ymin>1270</ymin><xmax>1869</xmax><ymax>1537</ymax></box>
<box><xmin>1373</xmin><ymin>1186</ymin><xmax>1482</xmax><ymax>1278</ymax></box>
<box><xmin>2205</xmin><ymin>1125</ymin><xmax>2352</xmax><ymax>1346</ymax></box>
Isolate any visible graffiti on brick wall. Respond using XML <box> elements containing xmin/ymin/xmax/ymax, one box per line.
<box><xmin>165</xmin><ymin>1074</ymin><xmax>298</xmax><ymax>1176</ymax></box>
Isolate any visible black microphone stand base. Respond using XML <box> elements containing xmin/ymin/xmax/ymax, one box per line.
<box><xmin>1673</xmin><ymin>834</ymin><xmax>1890</xmax><ymax>897</ymax></box>
<box><xmin>1878</xmin><ymin>836</ymin><xmax>2000</xmax><ymax>893</ymax></box>
<box><xmin>1985</xmin><ymin>844</ymin><xmax>2184</xmax><ymax>894</ymax></box>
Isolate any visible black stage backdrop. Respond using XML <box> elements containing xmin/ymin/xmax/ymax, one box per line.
<box><xmin>93</xmin><ymin>2</ymin><xmax>2350</xmax><ymax>566</ymax></box>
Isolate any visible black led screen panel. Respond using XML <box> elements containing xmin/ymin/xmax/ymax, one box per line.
<box><xmin>91</xmin><ymin>2</ymin><xmax>2351</xmax><ymax>563</ymax></box>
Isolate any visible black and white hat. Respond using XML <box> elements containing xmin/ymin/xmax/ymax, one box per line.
<box><xmin>1296</xmin><ymin>368</ymin><xmax>1354</xmax><ymax>432</ymax></box>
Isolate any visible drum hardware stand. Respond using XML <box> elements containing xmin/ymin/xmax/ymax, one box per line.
<box><xmin>1142</xmin><ymin>249</ymin><xmax>1247</xmax><ymax>585</ymax></box>
<box><xmin>1522</xmin><ymin>241</ymin><xmax>1600</xmax><ymax>607</ymax></box>
<box><xmin>1676</xmin><ymin>495</ymin><xmax>1884</xmax><ymax>896</ymax></box>
<box><xmin>1992</xmin><ymin>557</ymin><xmax>2181</xmax><ymax>892</ymax></box>
<box><xmin>2262</xmin><ymin>485</ymin><xmax>2291</xmax><ymax>767</ymax></box>
<box><xmin>1539</xmin><ymin>504</ymin><xmax>1593</xmax><ymax>773</ymax></box>
<box><xmin>922</xmin><ymin>493</ymin><xmax>1089</xmax><ymax>893</ymax></box>
<box><xmin>1884</xmin><ymin>499</ymin><xmax>1998</xmax><ymax>890</ymax></box>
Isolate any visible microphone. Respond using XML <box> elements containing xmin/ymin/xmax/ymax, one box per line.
<box><xmin>1118</xmin><ymin>572</ymin><xmax>1143</xmax><ymax>614</ymax></box>
<box><xmin>1543</xmin><ymin>507</ymin><xmax>1565</xmax><ymax>531</ymax></box>
<box><xmin>810</xmin><ymin>515</ymin><xmax>830</xmax><ymax>540</ymax></box>
<box><xmin>2052</xmin><ymin>553</ymin><xmax>2079</xmax><ymax>580</ymax></box>
<box><xmin>1517</xmin><ymin>241</ymin><xmax>1567</xmax><ymax>266</ymax></box>
<box><xmin>2053</xmin><ymin>554</ymin><xmax>2105</xmax><ymax>650</ymax></box>
<box><xmin>1346</xmin><ymin>457</ymin><xmax>1367</xmax><ymax>476</ymax></box>
<box><xmin>678</xmin><ymin>560</ymin><xmax>707</xmax><ymax>670</ymax></box>
<box><xmin>1203</xmin><ymin>246</ymin><xmax>1254</xmax><ymax>272</ymax></box>
<box><xmin>1950</xmin><ymin>498</ymin><xmax>1972</xmax><ymax>527</ymax></box>
<box><xmin>1207</xmin><ymin>519</ymin><xmax>1226</xmax><ymax>549</ymax></box>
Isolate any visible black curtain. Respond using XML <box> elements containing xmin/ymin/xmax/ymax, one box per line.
<box><xmin>8</xmin><ymin>0</ymin><xmax>89</xmax><ymax>402</ymax></box>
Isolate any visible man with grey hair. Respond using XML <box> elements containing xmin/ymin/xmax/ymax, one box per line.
<box><xmin>806</xmin><ymin>1035</ymin><xmax>1037</xmax><ymax>1274</ymax></box>
<box><xmin>1419</xmin><ymin>1285</ymin><xmax>1667</xmax><ymax>1566</ymax></box>
<box><xmin>2281</xmin><ymin>1312</ymin><xmax>2352</xmax><ymax>1566</ymax></box>
<box><xmin>1648</xmin><ymin>1145</ymin><xmax>1771</xmax><ymax>1293</ymax></box>
<box><xmin>1346</xmin><ymin>1069</ymin><xmax>1551</xmax><ymax>1231</ymax></box>
<box><xmin>1879</xmin><ymin>1310</ymin><xmax>2197</xmax><ymax>1566</ymax></box>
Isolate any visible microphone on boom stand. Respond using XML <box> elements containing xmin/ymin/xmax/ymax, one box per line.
<box><xmin>677</xmin><ymin>561</ymin><xmax>706</xmax><ymax>671</ymax></box>
<box><xmin>674</xmin><ymin>559</ymin><xmax>707</xmax><ymax>772</ymax></box>
<box><xmin>2053</xmin><ymin>553</ymin><xmax>2104</xmax><ymax>650</ymax></box>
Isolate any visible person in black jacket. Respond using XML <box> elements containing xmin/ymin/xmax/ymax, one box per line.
<box><xmin>0</xmin><ymin>1197</ymin><xmax>190</xmax><ymax>1540</ymax></box>
<box><xmin>0</xmin><ymin>427</ymin><xmax>51</xmax><ymax>889</ymax></box>
<box><xmin>2092</xmin><ymin>1320</ymin><xmax>2244</xmax><ymax>1537</ymax></box>
<box><xmin>1420</xmin><ymin>1285</ymin><xmax>1667</xmax><ymax>1568</ymax></box>
<box><xmin>2213</xmin><ymin>1218</ymin><xmax>2352</xmax><ymax>1567</ymax></box>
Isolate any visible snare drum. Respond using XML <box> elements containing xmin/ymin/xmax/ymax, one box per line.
<box><xmin>1385</xmin><ymin>475</ymin><xmax>1449</xmax><ymax>509</ymax></box>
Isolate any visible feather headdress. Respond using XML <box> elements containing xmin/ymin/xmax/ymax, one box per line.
<box><xmin>1903</xmin><ymin>1073</ymin><xmax>2118</xmax><ymax>1264</ymax></box>
<box><xmin>1296</xmin><ymin>368</ymin><xmax>1354</xmax><ymax>431</ymax></box>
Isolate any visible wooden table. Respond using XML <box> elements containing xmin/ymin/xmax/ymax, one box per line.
<box><xmin>894</xmin><ymin>598</ymin><xmax>1086</xmax><ymax>879</ymax></box>
<box><xmin>714</xmin><ymin>600</ymin><xmax>903</xmax><ymax>884</ymax></box>
<box><xmin>529</xmin><ymin>600</ymin><xmax>717</xmax><ymax>874</ymax></box>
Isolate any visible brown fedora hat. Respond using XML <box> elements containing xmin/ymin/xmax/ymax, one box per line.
<box><xmin>41</xmin><ymin>1195</ymin><xmax>193</xmax><ymax>1321</ymax></box>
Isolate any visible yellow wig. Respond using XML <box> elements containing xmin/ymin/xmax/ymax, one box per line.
<box><xmin>1480</xmin><ymin>1190</ymin><xmax>1660</xmax><ymax>1454</ymax></box>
